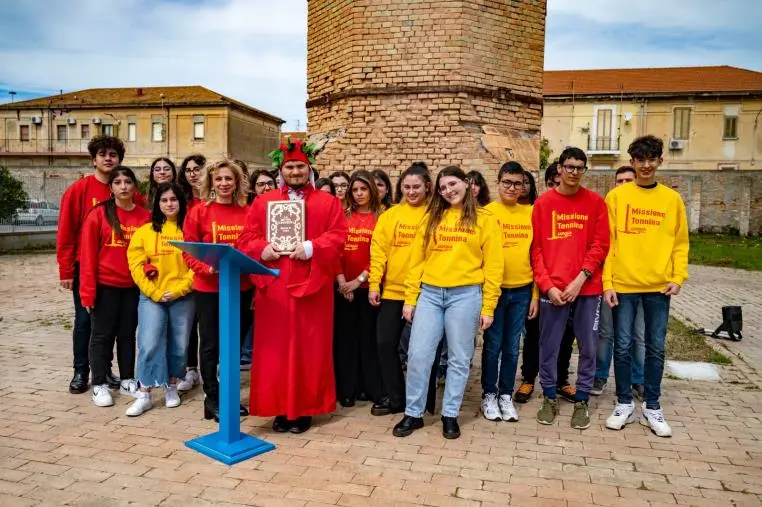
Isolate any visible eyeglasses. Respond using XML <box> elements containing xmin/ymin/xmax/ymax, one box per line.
<box><xmin>334</xmin><ymin>183</ymin><xmax>349</xmax><ymax>189</ymax></box>
<box><xmin>499</xmin><ymin>180</ymin><xmax>524</xmax><ymax>190</ymax></box>
<box><xmin>185</xmin><ymin>167</ymin><xmax>201</xmax><ymax>175</ymax></box>
<box><xmin>255</xmin><ymin>181</ymin><xmax>276</xmax><ymax>189</ymax></box>
<box><xmin>561</xmin><ymin>164</ymin><xmax>587</xmax><ymax>174</ymax></box>
<box><xmin>633</xmin><ymin>157</ymin><xmax>660</xmax><ymax>167</ymax></box>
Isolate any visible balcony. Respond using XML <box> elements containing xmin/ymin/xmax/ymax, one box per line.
<box><xmin>0</xmin><ymin>138</ymin><xmax>90</xmax><ymax>157</ymax></box>
<box><xmin>587</xmin><ymin>136</ymin><xmax>620</xmax><ymax>155</ymax></box>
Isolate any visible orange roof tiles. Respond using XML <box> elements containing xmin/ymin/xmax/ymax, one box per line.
<box><xmin>544</xmin><ymin>66</ymin><xmax>762</xmax><ymax>97</ymax></box>
<box><xmin>0</xmin><ymin>85</ymin><xmax>284</xmax><ymax>123</ymax></box>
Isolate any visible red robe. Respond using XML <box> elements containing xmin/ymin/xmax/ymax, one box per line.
<box><xmin>237</xmin><ymin>185</ymin><xmax>347</xmax><ymax>418</ymax></box>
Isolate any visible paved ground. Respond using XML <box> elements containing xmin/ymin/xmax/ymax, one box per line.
<box><xmin>0</xmin><ymin>253</ymin><xmax>761</xmax><ymax>507</ymax></box>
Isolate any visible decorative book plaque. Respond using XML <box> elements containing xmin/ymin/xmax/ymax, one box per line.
<box><xmin>266</xmin><ymin>200</ymin><xmax>305</xmax><ymax>252</ymax></box>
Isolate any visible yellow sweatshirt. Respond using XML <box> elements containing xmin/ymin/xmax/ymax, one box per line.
<box><xmin>369</xmin><ymin>202</ymin><xmax>428</xmax><ymax>300</ymax></box>
<box><xmin>127</xmin><ymin>220</ymin><xmax>195</xmax><ymax>302</ymax></box>
<box><xmin>404</xmin><ymin>207</ymin><xmax>503</xmax><ymax>316</ymax></box>
<box><xmin>603</xmin><ymin>182</ymin><xmax>689</xmax><ymax>293</ymax></box>
<box><xmin>484</xmin><ymin>201</ymin><xmax>535</xmax><ymax>290</ymax></box>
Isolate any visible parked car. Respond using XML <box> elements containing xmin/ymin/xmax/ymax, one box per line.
<box><xmin>14</xmin><ymin>199</ymin><xmax>60</xmax><ymax>226</ymax></box>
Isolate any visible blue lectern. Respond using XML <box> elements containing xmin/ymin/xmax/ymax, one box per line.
<box><xmin>170</xmin><ymin>241</ymin><xmax>279</xmax><ymax>465</ymax></box>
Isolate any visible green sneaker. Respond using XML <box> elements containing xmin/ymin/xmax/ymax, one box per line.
<box><xmin>536</xmin><ymin>397</ymin><xmax>558</xmax><ymax>425</ymax></box>
<box><xmin>571</xmin><ymin>401</ymin><xmax>591</xmax><ymax>429</ymax></box>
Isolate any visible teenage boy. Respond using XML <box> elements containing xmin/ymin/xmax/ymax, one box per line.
<box><xmin>603</xmin><ymin>135</ymin><xmax>689</xmax><ymax>438</ymax></box>
<box><xmin>58</xmin><ymin>136</ymin><xmax>137</xmax><ymax>394</ymax></box>
<box><xmin>481</xmin><ymin>162</ymin><xmax>538</xmax><ymax>421</ymax></box>
<box><xmin>591</xmin><ymin>166</ymin><xmax>646</xmax><ymax>398</ymax></box>
<box><xmin>515</xmin><ymin>161</ymin><xmax>577</xmax><ymax>404</ymax></box>
<box><xmin>531</xmin><ymin>147</ymin><xmax>609</xmax><ymax>429</ymax></box>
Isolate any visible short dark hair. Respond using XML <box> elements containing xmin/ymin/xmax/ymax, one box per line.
<box><xmin>544</xmin><ymin>160</ymin><xmax>560</xmax><ymax>184</ymax></box>
<box><xmin>329</xmin><ymin>171</ymin><xmax>350</xmax><ymax>182</ymax></box>
<box><xmin>628</xmin><ymin>135</ymin><xmax>663</xmax><ymax>159</ymax></box>
<box><xmin>315</xmin><ymin>177</ymin><xmax>336</xmax><ymax>195</ymax></box>
<box><xmin>559</xmin><ymin>146</ymin><xmax>587</xmax><ymax>167</ymax></box>
<box><xmin>87</xmin><ymin>135</ymin><xmax>125</xmax><ymax>162</ymax></box>
<box><xmin>498</xmin><ymin>161</ymin><xmax>524</xmax><ymax>180</ymax></box>
<box><xmin>615</xmin><ymin>165</ymin><xmax>636</xmax><ymax>178</ymax></box>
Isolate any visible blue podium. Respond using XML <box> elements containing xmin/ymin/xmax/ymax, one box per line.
<box><xmin>171</xmin><ymin>241</ymin><xmax>279</xmax><ymax>465</ymax></box>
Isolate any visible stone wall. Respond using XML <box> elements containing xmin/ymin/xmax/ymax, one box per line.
<box><xmin>306</xmin><ymin>0</ymin><xmax>547</xmax><ymax>181</ymax></box>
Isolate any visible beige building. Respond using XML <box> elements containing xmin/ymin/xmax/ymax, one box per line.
<box><xmin>0</xmin><ymin>86</ymin><xmax>284</xmax><ymax>169</ymax></box>
<box><xmin>542</xmin><ymin>66</ymin><xmax>762</xmax><ymax>170</ymax></box>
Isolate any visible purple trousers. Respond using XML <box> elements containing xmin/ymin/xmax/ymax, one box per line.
<box><xmin>538</xmin><ymin>294</ymin><xmax>601</xmax><ymax>399</ymax></box>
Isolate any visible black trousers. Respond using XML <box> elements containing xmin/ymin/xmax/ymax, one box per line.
<box><xmin>376</xmin><ymin>299</ymin><xmax>407</xmax><ymax>408</ymax></box>
<box><xmin>89</xmin><ymin>285</ymin><xmax>138</xmax><ymax>386</ymax></box>
<box><xmin>521</xmin><ymin>314</ymin><xmax>575</xmax><ymax>386</ymax></box>
<box><xmin>71</xmin><ymin>263</ymin><xmax>92</xmax><ymax>373</ymax></box>
<box><xmin>333</xmin><ymin>288</ymin><xmax>385</xmax><ymax>403</ymax></box>
<box><xmin>186</xmin><ymin>314</ymin><xmax>200</xmax><ymax>369</ymax></box>
<box><xmin>195</xmin><ymin>289</ymin><xmax>253</xmax><ymax>402</ymax></box>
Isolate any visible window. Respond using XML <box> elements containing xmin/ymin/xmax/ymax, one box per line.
<box><xmin>56</xmin><ymin>125</ymin><xmax>67</xmax><ymax>141</ymax></box>
<box><xmin>81</xmin><ymin>124</ymin><xmax>90</xmax><ymax>139</ymax></box>
<box><xmin>102</xmin><ymin>124</ymin><xmax>114</xmax><ymax>136</ymax></box>
<box><xmin>673</xmin><ymin>107</ymin><xmax>691</xmax><ymax>140</ymax></box>
<box><xmin>152</xmin><ymin>122</ymin><xmax>164</xmax><ymax>142</ymax></box>
<box><xmin>127</xmin><ymin>122</ymin><xmax>137</xmax><ymax>142</ymax></box>
<box><xmin>193</xmin><ymin>115</ymin><xmax>205</xmax><ymax>140</ymax></box>
<box><xmin>723</xmin><ymin>115</ymin><xmax>738</xmax><ymax>139</ymax></box>
<box><xmin>20</xmin><ymin>125</ymin><xmax>30</xmax><ymax>142</ymax></box>
<box><xmin>595</xmin><ymin>108</ymin><xmax>613</xmax><ymax>150</ymax></box>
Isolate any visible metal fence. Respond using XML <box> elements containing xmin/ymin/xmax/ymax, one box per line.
<box><xmin>0</xmin><ymin>170</ymin><xmax>81</xmax><ymax>232</ymax></box>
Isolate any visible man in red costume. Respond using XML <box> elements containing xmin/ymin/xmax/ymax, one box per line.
<box><xmin>237</xmin><ymin>140</ymin><xmax>347</xmax><ymax>434</ymax></box>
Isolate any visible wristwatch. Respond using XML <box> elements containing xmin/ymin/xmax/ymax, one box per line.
<box><xmin>581</xmin><ymin>269</ymin><xmax>592</xmax><ymax>278</ymax></box>
<box><xmin>357</xmin><ymin>274</ymin><xmax>367</xmax><ymax>283</ymax></box>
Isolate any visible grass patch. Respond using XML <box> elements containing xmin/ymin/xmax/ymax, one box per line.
<box><xmin>689</xmin><ymin>233</ymin><xmax>762</xmax><ymax>271</ymax></box>
<box><xmin>666</xmin><ymin>316</ymin><xmax>731</xmax><ymax>365</ymax></box>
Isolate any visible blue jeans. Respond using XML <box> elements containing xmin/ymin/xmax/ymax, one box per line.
<box><xmin>405</xmin><ymin>284</ymin><xmax>481</xmax><ymax>418</ymax></box>
<box><xmin>596</xmin><ymin>301</ymin><xmax>644</xmax><ymax>384</ymax></box>
<box><xmin>136</xmin><ymin>294</ymin><xmax>195</xmax><ymax>387</ymax></box>
<box><xmin>481</xmin><ymin>284</ymin><xmax>532</xmax><ymax>396</ymax></box>
<box><xmin>613</xmin><ymin>293</ymin><xmax>670</xmax><ymax>409</ymax></box>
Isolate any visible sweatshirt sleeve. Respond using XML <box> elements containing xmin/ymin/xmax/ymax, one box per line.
<box><xmin>582</xmin><ymin>196</ymin><xmax>611</xmax><ymax>276</ymax></box>
<box><xmin>170</xmin><ymin>267</ymin><xmax>195</xmax><ymax>300</ymax></box>
<box><xmin>670</xmin><ymin>196</ymin><xmax>690</xmax><ymax>286</ymax></box>
<box><xmin>368</xmin><ymin>212</ymin><xmax>391</xmax><ymax>293</ymax></box>
<box><xmin>602</xmin><ymin>192</ymin><xmax>618</xmax><ymax>292</ymax></box>
<box><xmin>403</xmin><ymin>221</ymin><xmax>427</xmax><ymax>306</ymax></box>
<box><xmin>530</xmin><ymin>202</ymin><xmax>554</xmax><ymax>294</ymax></box>
<box><xmin>78</xmin><ymin>209</ymin><xmax>101</xmax><ymax>308</ymax></box>
<box><xmin>56</xmin><ymin>183</ymin><xmax>82</xmax><ymax>280</ymax></box>
<box><xmin>182</xmin><ymin>205</ymin><xmax>213</xmax><ymax>276</ymax></box>
<box><xmin>479</xmin><ymin>213</ymin><xmax>504</xmax><ymax>317</ymax></box>
<box><xmin>236</xmin><ymin>198</ymin><xmax>268</xmax><ymax>261</ymax></box>
<box><xmin>310</xmin><ymin>196</ymin><xmax>348</xmax><ymax>280</ymax></box>
<box><xmin>128</xmin><ymin>227</ymin><xmax>163</xmax><ymax>302</ymax></box>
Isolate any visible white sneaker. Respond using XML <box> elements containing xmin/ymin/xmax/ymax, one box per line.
<box><xmin>498</xmin><ymin>394</ymin><xmax>518</xmax><ymax>422</ymax></box>
<box><xmin>119</xmin><ymin>378</ymin><xmax>139</xmax><ymax>397</ymax></box>
<box><xmin>177</xmin><ymin>369</ymin><xmax>199</xmax><ymax>392</ymax></box>
<box><xmin>92</xmin><ymin>384</ymin><xmax>114</xmax><ymax>407</ymax></box>
<box><xmin>640</xmin><ymin>403</ymin><xmax>672</xmax><ymax>437</ymax></box>
<box><xmin>605</xmin><ymin>402</ymin><xmax>636</xmax><ymax>430</ymax></box>
<box><xmin>481</xmin><ymin>393</ymin><xmax>502</xmax><ymax>421</ymax></box>
<box><xmin>126</xmin><ymin>392</ymin><xmax>152</xmax><ymax>417</ymax></box>
<box><xmin>164</xmin><ymin>386</ymin><xmax>181</xmax><ymax>408</ymax></box>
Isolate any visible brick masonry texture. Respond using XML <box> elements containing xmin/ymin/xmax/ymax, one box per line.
<box><xmin>306</xmin><ymin>0</ymin><xmax>546</xmax><ymax>179</ymax></box>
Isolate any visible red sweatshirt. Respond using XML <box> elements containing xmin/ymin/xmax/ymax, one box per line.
<box><xmin>183</xmin><ymin>201</ymin><xmax>252</xmax><ymax>293</ymax></box>
<box><xmin>342</xmin><ymin>211</ymin><xmax>377</xmax><ymax>288</ymax></box>
<box><xmin>531</xmin><ymin>187</ymin><xmax>610</xmax><ymax>296</ymax></box>
<box><xmin>79</xmin><ymin>204</ymin><xmax>150</xmax><ymax>307</ymax></box>
<box><xmin>57</xmin><ymin>174</ymin><xmax>146</xmax><ymax>280</ymax></box>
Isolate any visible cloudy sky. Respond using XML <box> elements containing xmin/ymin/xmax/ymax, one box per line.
<box><xmin>1</xmin><ymin>0</ymin><xmax>760</xmax><ymax>131</ymax></box>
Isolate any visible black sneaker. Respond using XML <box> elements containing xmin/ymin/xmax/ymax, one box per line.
<box><xmin>441</xmin><ymin>416</ymin><xmax>460</xmax><ymax>439</ymax></box>
<box><xmin>370</xmin><ymin>397</ymin><xmax>403</xmax><ymax>416</ymax></box>
<box><xmin>393</xmin><ymin>415</ymin><xmax>424</xmax><ymax>437</ymax></box>
<box><xmin>590</xmin><ymin>378</ymin><xmax>607</xmax><ymax>396</ymax></box>
<box><xmin>557</xmin><ymin>384</ymin><xmax>577</xmax><ymax>403</ymax></box>
<box><xmin>513</xmin><ymin>382</ymin><xmax>534</xmax><ymax>404</ymax></box>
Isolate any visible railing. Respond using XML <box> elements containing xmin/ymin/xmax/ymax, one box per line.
<box><xmin>1</xmin><ymin>138</ymin><xmax>90</xmax><ymax>155</ymax></box>
<box><xmin>587</xmin><ymin>136</ymin><xmax>620</xmax><ymax>153</ymax></box>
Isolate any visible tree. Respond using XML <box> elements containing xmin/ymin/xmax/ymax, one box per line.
<box><xmin>539</xmin><ymin>138</ymin><xmax>552</xmax><ymax>170</ymax></box>
<box><xmin>0</xmin><ymin>167</ymin><xmax>28</xmax><ymax>222</ymax></box>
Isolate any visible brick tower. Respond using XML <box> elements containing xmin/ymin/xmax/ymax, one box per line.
<box><xmin>306</xmin><ymin>0</ymin><xmax>546</xmax><ymax>180</ymax></box>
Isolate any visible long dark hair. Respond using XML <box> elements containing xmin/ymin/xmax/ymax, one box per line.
<box><xmin>149</xmin><ymin>157</ymin><xmax>177</xmax><ymax>203</ymax></box>
<box><xmin>372</xmin><ymin>169</ymin><xmax>393</xmax><ymax>209</ymax></box>
<box><xmin>466</xmin><ymin>170</ymin><xmax>491</xmax><ymax>206</ymax></box>
<box><xmin>152</xmin><ymin>183</ymin><xmax>187</xmax><ymax>233</ymax></box>
<box><xmin>521</xmin><ymin>170</ymin><xmax>538</xmax><ymax>205</ymax></box>
<box><xmin>423</xmin><ymin>166</ymin><xmax>478</xmax><ymax>251</ymax></box>
<box><xmin>178</xmin><ymin>154</ymin><xmax>206</xmax><ymax>202</ymax></box>
<box><xmin>346</xmin><ymin>170</ymin><xmax>382</xmax><ymax>217</ymax></box>
<box><xmin>396</xmin><ymin>161</ymin><xmax>432</xmax><ymax>204</ymax></box>
<box><xmin>92</xmin><ymin>166</ymin><xmax>139</xmax><ymax>242</ymax></box>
